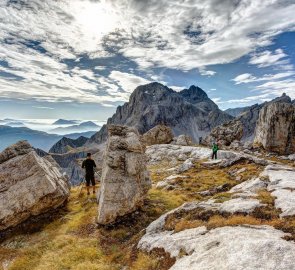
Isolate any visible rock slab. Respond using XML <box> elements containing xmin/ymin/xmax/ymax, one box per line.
<box><xmin>97</xmin><ymin>125</ymin><xmax>151</xmax><ymax>225</ymax></box>
<box><xmin>0</xmin><ymin>141</ymin><xmax>70</xmax><ymax>231</ymax></box>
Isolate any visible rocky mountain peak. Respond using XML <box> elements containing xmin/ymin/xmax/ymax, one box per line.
<box><xmin>180</xmin><ymin>85</ymin><xmax>209</xmax><ymax>103</ymax></box>
<box><xmin>87</xmin><ymin>82</ymin><xmax>233</xmax><ymax>145</ymax></box>
<box><xmin>270</xmin><ymin>92</ymin><xmax>291</xmax><ymax>104</ymax></box>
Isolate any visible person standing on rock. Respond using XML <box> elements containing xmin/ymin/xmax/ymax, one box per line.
<box><xmin>82</xmin><ymin>153</ymin><xmax>97</xmax><ymax>195</ymax></box>
<box><xmin>212</xmin><ymin>142</ymin><xmax>219</xmax><ymax>159</ymax></box>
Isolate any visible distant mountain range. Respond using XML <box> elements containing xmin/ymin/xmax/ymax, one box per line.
<box><xmin>51</xmin><ymin>121</ymin><xmax>99</xmax><ymax>134</ymax></box>
<box><xmin>53</xmin><ymin>119</ymin><xmax>78</xmax><ymax>125</ymax></box>
<box><xmin>0</xmin><ymin>125</ymin><xmax>96</xmax><ymax>151</ymax></box>
<box><xmin>87</xmin><ymin>82</ymin><xmax>233</xmax><ymax>145</ymax></box>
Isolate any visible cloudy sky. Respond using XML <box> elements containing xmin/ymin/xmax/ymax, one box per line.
<box><xmin>0</xmin><ymin>0</ymin><xmax>295</xmax><ymax>120</ymax></box>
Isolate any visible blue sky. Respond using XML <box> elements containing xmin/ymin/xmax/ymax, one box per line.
<box><xmin>0</xmin><ymin>0</ymin><xmax>295</xmax><ymax>121</ymax></box>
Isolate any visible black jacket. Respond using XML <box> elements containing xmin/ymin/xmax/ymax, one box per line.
<box><xmin>82</xmin><ymin>159</ymin><xmax>96</xmax><ymax>174</ymax></box>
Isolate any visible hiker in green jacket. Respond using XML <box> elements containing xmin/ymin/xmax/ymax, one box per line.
<box><xmin>212</xmin><ymin>142</ymin><xmax>219</xmax><ymax>159</ymax></box>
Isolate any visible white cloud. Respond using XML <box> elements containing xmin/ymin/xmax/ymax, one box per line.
<box><xmin>233</xmin><ymin>71</ymin><xmax>295</xmax><ymax>84</ymax></box>
<box><xmin>0</xmin><ymin>0</ymin><xmax>295</xmax><ymax>105</ymax></box>
<box><xmin>249</xmin><ymin>49</ymin><xmax>288</xmax><ymax>68</ymax></box>
<box><xmin>221</xmin><ymin>94</ymin><xmax>272</xmax><ymax>104</ymax></box>
<box><xmin>109</xmin><ymin>71</ymin><xmax>151</xmax><ymax>93</ymax></box>
<box><xmin>256</xmin><ymin>79</ymin><xmax>295</xmax><ymax>99</ymax></box>
<box><xmin>198</xmin><ymin>68</ymin><xmax>216</xmax><ymax>76</ymax></box>
<box><xmin>212</xmin><ymin>97</ymin><xmax>221</xmax><ymax>103</ymax></box>
<box><xmin>32</xmin><ymin>106</ymin><xmax>54</xmax><ymax>110</ymax></box>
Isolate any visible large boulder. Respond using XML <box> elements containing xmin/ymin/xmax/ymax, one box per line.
<box><xmin>254</xmin><ymin>102</ymin><xmax>295</xmax><ymax>154</ymax></box>
<box><xmin>205</xmin><ymin>120</ymin><xmax>243</xmax><ymax>146</ymax></box>
<box><xmin>0</xmin><ymin>141</ymin><xmax>70</xmax><ymax>231</ymax></box>
<box><xmin>142</xmin><ymin>124</ymin><xmax>174</xmax><ymax>146</ymax></box>
<box><xmin>172</xmin><ymin>134</ymin><xmax>193</xmax><ymax>146</ymax></box>
<box><xmin>97</xmin><ymin>125</ymin><xmax>151</xmax><ymax>225</ymax></box>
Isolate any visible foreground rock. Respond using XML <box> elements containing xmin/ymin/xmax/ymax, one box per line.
<box><xmin>139</xmin><ymin>224</ymin><xmax>295</xmax><ymax>270</ymax></box>
<box><xmin>97</xmin><ymin>125</ymin><xmax>151</xmax><ymax>225</ymax></box>
<box><xmin>254</xmin><ymin>101</ymin><xmax>295</xmax><ymax>154</ymax></box>
<box><xmin>142</xmin><ymin>125</ymin><xmax>174</xmax><ymax>146</ymax></box>
<box><xmin>0</xmin><ymin>141</ymin><xmax>70</xmax><ymax>231</ymax></box>
<box><xmin>262</xmin><ymin>164</ymin><xmax>295</xmax><ymax>217</ymax></box>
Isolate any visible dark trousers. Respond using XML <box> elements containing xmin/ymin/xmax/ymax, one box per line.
<box><xmin>212</xmin><ymin>151</ymin><xmax>217</xmax><ymax>159</ymax></box>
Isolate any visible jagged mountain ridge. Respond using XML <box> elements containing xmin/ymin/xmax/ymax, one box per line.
<box><xmin>224</xmin><ymin>106</ymin><xmax>254</xmax><ymax>117</ymax></box>
<box><xmin>49</xmin><ymin>136</ymin><xmax>88</xmax><ymax>154</ymax></box>
<box><xmin>87</xmin><ymin>82</ymin><xmax>233</xmax><ymax>144</ymax></box>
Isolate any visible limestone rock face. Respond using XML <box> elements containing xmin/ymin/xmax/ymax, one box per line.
<box><xmin>205</xmin><ymin>120</ymin><xmax>243</xmax><ymax>146</ymax></box>
<box><xmin>0</xmin><ymin>141</ymin><xmax>70</xmax><ymax>231</ymax></box>
<box><xmin>139</xmin><ymin>224</ymin><xmax>295</xmax><ymax>270</ymax></box>
<box><xmin>254</xmin><ymin>102</ymin><xmax>295</xmax><ymax>154</ymax></box>
<box><xmin>97</xmin><ymin>125</ymin><xmax>151</xmax><ymax>225</ymax></box>
<box><xmin>142</xmin><ymin>125</ymin><xmax>174</xmax><ymax>146</ymax></box>
<box><xmin>207</xmin><ymin>93</ymin><xmax>292</xmax><ymax>145</ymax></box>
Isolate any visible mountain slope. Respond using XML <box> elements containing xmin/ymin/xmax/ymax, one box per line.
<box><xmin>49</xmin><ymin>136</ymin><xmax>88</xmax><ymax>154</ymax></box>
<box><xmin>88</xmin><ymin>82</ymin><xmax>233</xmax><ymax>144</ymax></box>
<box><xmin>224</xmin><ymin>106</ymin><xmax>254</xmax><ymax>117</ymax></box>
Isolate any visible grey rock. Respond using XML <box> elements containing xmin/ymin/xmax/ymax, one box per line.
<box><xmin>139</xmin><ymin>224</ymin><xmax>295</xmax><ymax>270</ymax></box>
<box><xmin>254</xmin><ymin>102</ymin><xmax>295</xmax><ymax>155</ymax></box>
<box><xmin>0</xmin><ymin>141</ymin><xmax>70</xmax><ymax>231</ymax></box>
<box><xmin>142</xmin><ymin>125</ymin><xmax>173</xmax><ymax>146</ymax></box>
<box><xmin>97</xmin><ymin>125</ymin><xmax>151</xmax><ymax>225</ymax></box>
<box><xmin>172</xmin><ymin>134</ymin><xmax>193</xmax><ymax>146</ymax></box>
<box><xmin>205</xmin><ymin>120</ymin><xmax>243</xmax><ymax>146</ymax></box>
<box><xmin>206</xmin><ymin>93</ymin><xmax>292</xmax><ymax>145</ymax></box>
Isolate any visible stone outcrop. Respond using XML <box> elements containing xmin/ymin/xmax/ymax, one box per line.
<box><xmin>139</xmin><ymin>223</ymin><xmax>295</xmax><ymax>270</ymax></box>
<box><xmin>204</xmin><ymin>120</ymin><xmax>243</xmax><ymax>146</ymax></box>
<box><xmin>142</xmin><ymin>125</ymin><xmax>174</xmax><ymax>146</ymax></box>
<box><xmin>87</xmin><ymin>83</ymin><xmax>233</xmax><ymax>145</ymax></box>
<box><xmin>0</xmin><ymin>141</ymin><xmax>70</xmax><ymax>231</ymax></box>
<box><xmin>254</xmin><ymin>102</ymin><xmax>295</xmax><ymax>154</ymax></box>
<box><xmin>49</xmin><ymin>136</ymin><xmax>88</xmax><ymax>154</ymax></box>
<box><xmin>97</xmin><ymin>125</ymin><xmax>151</xmax><ymax>225</ymax></box>
<box><xmin>207</xmin><ymin>93</ymin><xmax>292</xmax><ymax>145</ymax></box>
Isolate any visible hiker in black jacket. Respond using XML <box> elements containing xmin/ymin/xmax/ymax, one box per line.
<box><xmin>82</xmin><ymin>153</ymin><xmax>97</xmax><ymax>195</ymax></box>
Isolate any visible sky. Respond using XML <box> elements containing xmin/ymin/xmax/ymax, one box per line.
<box><xmin>0</xmin><ymin>0</ymin><xmax>295</xmax><ymax>121</ymax></box>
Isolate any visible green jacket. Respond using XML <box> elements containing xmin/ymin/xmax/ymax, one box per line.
<box><xmin>212</xmin><ymin>144</ymin><xmax>219</xmax><ymax>152</ymax></box>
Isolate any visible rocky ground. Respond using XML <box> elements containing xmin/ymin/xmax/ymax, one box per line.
<box><xmin>1</xmin><ymin>144</ymin><xmax>295</xmax><ymax>270</ymax></box>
